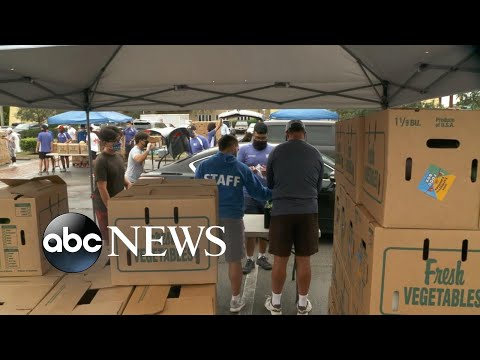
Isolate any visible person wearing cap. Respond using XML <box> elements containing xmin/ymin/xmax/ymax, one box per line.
<box><xmin>36</xmin><ymin>124</ymin><xmax>54</xmax><ymax>175</ymax></box>
<box><xmin>77</xmin><ymin>124</ymin><xmax>87</xmax><ymax>143</ymax></box>
<box><xmin>195</xmin><ymin>134</ymin><xmax>272</xmax><ymax>313</ymax></box>
<box><xmin>264</xmin><ymin>119</ymin><xmax>324</xmax><ymax>315</ymax></box>
<box><xmin>123</xmin><ymin>121</ymin><xmax>137</xmax><ymax>160</ymax></box>
<box><xmin>57</xmin><ymin>125</ymin><xmax>72</xmax><ymax>172</ymax></box>
<box><xmin>188</xmin><ymin>125</ymin><xmax>209</xmax><ymax>155</ymax></box>
<box><xmin>5</xmin><ymin>128</ymin><xmax>19</xmax><ymax>167</ymax></box>
<box><xmin>93</xmin><ymin>126</ymin><xmax>132</xmax><ymax>244</ymax></box>
<box><xmin>238</xmin><ymin>122</ymin><xmax>275</xmax><ymax>274</ymax></box>
<box><xmin>125</xmin><ymin>132</ymin><xmax>155</xmax><ymax>184</ymax></box>
<box><xmin>220</xmin><ymin>118</ymin><xmax>231</xmax><ymax>136</ymax></box>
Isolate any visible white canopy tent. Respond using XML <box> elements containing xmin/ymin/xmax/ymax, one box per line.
<box><xmin>0</xmin><ymin>45</ymin><xmax>479</xmax><ymax>220</ymax></box>
<box><xmin>218</xmin><ymin>110</ymin><xmax>264</xmax><ymax>120</ymax></box>
<box><xmin>0</xmin><ymin>45</ymin><xmax>479</xmax><ymax>112</ymax></box>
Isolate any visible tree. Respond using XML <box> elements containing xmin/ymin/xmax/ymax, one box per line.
<box><xmin>334</xmin><ymin>108</ymin><xmax>380</xmax><ymax>120</ymax></box>
<box><xmin>456</xmin><ymin>91</ymin><xmax>480</xmax><ymax>110</ymax></box>
<box><xmin>122</xmin><ymin>110</ymin><xmax>143</xmax><ymax>120</ymax></box>
<box><xmin>16</xmin><ymin>108</ymin><xmax>58</xmax><ymax>124</ymax></box>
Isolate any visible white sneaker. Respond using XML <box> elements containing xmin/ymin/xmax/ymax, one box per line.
<box><xmin>264</xmin><ymin>296</ymin><xmax>282</xmax><ymax>315</ymax></box>
<box><xmin>12</xmin><ymin>163</ymin><xmax>18</xmax><ymax>167</ymax></box>
<box><xmin>297</xmin><ymin>299</ymin><xmax>313</xmax><ymax>315</ymax></box>
<box><xmin>229</xmin><ymin>297</ymin><xmax>246</xmax><ymax>313</ymax></box>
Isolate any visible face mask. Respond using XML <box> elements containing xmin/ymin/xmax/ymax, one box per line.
<box><xmin>252</xmin><ymin>140</ymin><xmax>267</xmax><ymax>151</ymax></box>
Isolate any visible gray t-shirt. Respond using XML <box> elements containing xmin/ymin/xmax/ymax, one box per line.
<box><xmin>266</xmin><ymin>139</ymin><xmax>324</xmax><ymax>215</ymax></box>
<box><xmin>125</xmin><ymin>146</ymin><xmax>145</xmax><ymax>183</ymax></box>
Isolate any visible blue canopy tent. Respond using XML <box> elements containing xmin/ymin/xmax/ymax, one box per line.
<box><xmin>48</xmin><ymin>111</ymin><xmax>132</xmax><ymax>125</ymax></box>
<box><xmin>270</xmin><ymin>109</ymin><xmax>339</xmax><ymax>120</ymax></box>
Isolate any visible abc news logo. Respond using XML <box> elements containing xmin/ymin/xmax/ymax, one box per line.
<box><xmin>43</xmin><ymin>213</ymin><xmax>226</xmax><ymax>273</ymax></box>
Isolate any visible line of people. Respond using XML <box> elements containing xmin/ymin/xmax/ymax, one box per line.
<box><xmin>195</xmin><ymin>120</ymin><xmax>324</xmax><ymax>315</ymax></box>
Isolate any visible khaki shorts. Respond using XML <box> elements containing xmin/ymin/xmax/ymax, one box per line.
<box><xmin>268</xmin><ymin>213</ymin><xmax>319</xmax><ymax>257</ymax></box>
<box><xmin>219</xmin><ymin>218</ymin><xmax>246</xmax><ymax>263</ymax></box>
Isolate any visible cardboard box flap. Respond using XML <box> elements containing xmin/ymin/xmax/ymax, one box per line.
<box><xmin>0</xmin><ymin>175</ymin><xmax>66</xmax><ymax>187</ymax></box>
<box><xmin>71</xmin><ymin>301</ymin><xmax>124</xmax><ymax>315</ymax></box>
<box><xmin>0</xmin><ymin>308</ymin><xmax>30</xmax><ymax>315</ymax></box>
<box><xmin>83</xmin><ymin>266</ymin><xmax>113</xmax><ymax>289</ymax></box>
<box><xmin>113</xmin><ymin>186</ymin><xmax>216</xmax><ymax>199</ymax></box>
<box><xmin>133</xmin><ymin>178</ymin><xmax>216</xmax><ymax>187</ymax></box>
<box><xmin>29</xmin><ymin>277</ymin><xmax>91</xmax><ymax>315</ymax></box>
<box><xmin>122</xmin><ymin>286</ymin><xmax>170</xmax><ymax>315</ymax></box>
<box><xmin>180</xmin><ymin>284</ymin><xmax>216</xmax><ymax>299</ymax></box>
<box><xmin>0</xmin><ymin>283</ymin><xmax>59</xmax><ymax>310</ymax></box>
<box><xmin>161</xmin><ymin>296</ymin><xmax>214</xmax><ymax>315</ymax></box>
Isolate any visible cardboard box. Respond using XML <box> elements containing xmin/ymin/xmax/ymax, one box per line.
<box><xmin>122</xmin><ymin>284</ymin><xmax>216</xmax><ymax>315</ymax></box>
<box><xmin>333</xmin><ymin>184</ymin><xmax>347</xmax><ymax>258</ymax></box>
<box><xmin>56</xmin><ymin>143</ymin><xmax>69</xmax><ymax>154</ymax></box>
<box><xmin>51</xmin><ymin>143</ymin><xmax>58</xmax><ymax>153</ymax></box>
<box><xmin>79</xmin><ymin>144</ymin><xmax>88</xmax><ymax>155</ymax></box>
<box><xmin>350</xmin><ymin>202</ymin><xmax>480</xmax><ymax>315</ymax></box>
<box><xmin>342</xmin><ymin>116</ymin><xmax>364</xmax><ymax>204</ymax></box>
<box><xmin>361</xmin><ymin>109</ymin><xmax>480</xmax><ymax>229</ymax></box>
<box><xmin>330</xmin><ymin>247</ymin><xmax>352</xmax><ymax>314</ymax></box>
<box><xmin>0</xmin><ymin>176</ymin><xmax>69</xmax><ymax>277</ymax></box>
<box><xmin>108</xmin><ymin>178</ymin><xmax>219</xmax><ymax>286</ymax></box>
<box><xmin>328</xmin><ymin>286</ymin><xmax>338</xmax><ymax>315</ymax></box>
<box><xmin>0</xmin><ymin>268</ymin><xmax>64</xmax><ymax>314</ymax></box>
<box><xmin>334</xmin><ymin>120</ymin><xmax>345</xmax><ymax>175</ymax></box>
<box><xmin>30</xmin><ymin>268</ymin><xmax>134</xmax><ymax>315</ymax></box>
<box><xmin>67</xmin><ymin>143</ymin><xmax>80</xmax><ymax>154</ymax></box>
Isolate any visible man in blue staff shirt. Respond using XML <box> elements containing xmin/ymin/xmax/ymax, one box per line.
<box><xmin>123</xmin><ymin>120</ymin><xmax>137</xmax><ymax>160</ymax></box>
<box><xmin>237</xmin><ymin>122</ymin><xmax>275</xmax><ymax>274</ymax></box>
<box><xmin>195</xmin><ymin>135</ymin><xmax>271</xmax><ymax>314</ymax></box>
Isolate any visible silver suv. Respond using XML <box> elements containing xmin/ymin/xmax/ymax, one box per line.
<box><xmin>264</xmin><ymin>120</ymin><xmax>336</xmax><ymax>158</ymax></box>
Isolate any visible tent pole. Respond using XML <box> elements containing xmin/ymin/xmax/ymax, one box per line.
<box><xmin>84</xmin><ymin>90</ymin><xmax>96</xmax><ymax>223</ymax></box>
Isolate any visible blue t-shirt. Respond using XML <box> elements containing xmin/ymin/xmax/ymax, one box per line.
<box><xmin>57</xmin><ymin>132</ymin><xmax>71</xmax><ymax>143</ymax></box>
<box><xmin>207</xmin><ymin>129</ymin><xmax>217</xmax><ymax>148</ymax></box>
<box><xmin>77</xmin><ymin>130</ymin><xmax>87</xmax><ymax>143</ymax></box>
<box><xmin>189</xmin><ymin>135</ymin><xmax>209</xmax><ymax>155</ymax></box>
<box><xmin>195</xmin><ymin>152</ymin><xmax>272</xmax><ymax>219</ymax></box>
<box><xmin>37</xmin><ymin>131</ymin><xmax>54</xmax><ymax>153</ymax></box>
<box><xmin>237</xmin><ymin>143</ymin><xmax>274</xmax><ymax>189</ymax></box>
<box><xmin>123</xmin><ymin>127</ymin><xmax>137</xmax><ymax>145</ymax></box>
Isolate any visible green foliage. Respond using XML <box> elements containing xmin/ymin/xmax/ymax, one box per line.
<box><xmin>20</xmin><ymin>138</ymin><xmax>38</xmax><ymax>153</ymax></box>
<box><xmin>16</xmin><ymin>108</ymin><xmax>58</xmax><ymax>124</ymax></box>
<box><xmin>456</xmin><ymin>91</ymin><xmax>480</xmax><ymax>110</ymax></box>
<box><xmin>335</xmin><ymin>108</ymin><xmax>380</xmax><ymax>120</ymax></box>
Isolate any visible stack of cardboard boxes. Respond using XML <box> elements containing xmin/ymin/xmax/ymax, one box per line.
<box><xmin>331</xmin><ymin>109</ymin><xmax>480</xmax><ymax>315</ymax></box>
<box><xmin>108</xmin><ymin>178</ymin><xmax>219</xmax><ymax>315</ymax></box>
<box><xmin>0</xmin><ymin>176</ymin><xmax>70</xmax><ymax>313</ymax></box>
<box><xmin>0</xmin><ymin>137</ymin><xmax>9</xmax><ymax>166</ymax></box>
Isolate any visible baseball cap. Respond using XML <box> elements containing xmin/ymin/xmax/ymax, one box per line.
<box><xmin>41</xmin><ymin>124</ymin><xmax>48</xmax><ymax>130</ymax></box>
<box><xmin>285</xmin><ymin>120</ymin><xmax>306</xmax><ymax>132</ymax></box>
<box><xmin>58</xmin><ymin>125</ymin><xmax>65</xmax><ymax>131</ymax></box>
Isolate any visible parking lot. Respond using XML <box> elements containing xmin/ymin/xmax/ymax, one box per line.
<box><xmin>0</xmin><ymin>158</ymin><xmax>333</xmax><ymax>315</ymax></box>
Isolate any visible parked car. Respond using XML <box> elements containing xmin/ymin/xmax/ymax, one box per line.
<box><xmin>140</xmin><ymin>144</ymin><xmax>336</xmax><ymax>235</ymax></box>
<box><xmin>234</xmin><ymin>120</ymin><xmax>249</xmax><ymax>133</ymax></box>
<box><xmin>264</xmin><ymin>120</ymin><xmax>336</xmax><ymax>159</ymax></box>
<box><xmin>13</xmin><ymin>122</ymin><xmax>42</xmax><ymax>139</ymax></box>
<box><xmin>222</xmin><ymin>120</ymin><xmax>236</xmax><ymax>135</ymax></box>
<box><xmin>246</xmin><ymin>123</ymin><xmax>256</xmax><ymax>134</ymax></box>
<box><xmin>133</xmin><ymin>119</ymin><xmax>170</xmax><ymax>131</ymax></box>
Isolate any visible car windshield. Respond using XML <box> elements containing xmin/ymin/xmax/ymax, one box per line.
<box><xmin>14</xmin><ymin>124</ymin><xmax>30</xmax><ymax>130</ymax></box>
<box><xmin>266</xmin><ymin>123</ymin><xmax>335</xmax><ymax>146</ymax></box>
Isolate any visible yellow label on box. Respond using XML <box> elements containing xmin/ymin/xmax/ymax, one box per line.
<box><xmin>433</xmin><ymin>174</ymin><xmax>456</xmax><ymax>201</ymax></box>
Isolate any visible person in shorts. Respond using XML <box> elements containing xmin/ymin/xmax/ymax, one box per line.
<box><xmin>36</xmin><ymin>124</ymin><xmax>54</xmax><ymax>175</ymax></box>
<box><xmin>265</xmin><ymin>120</ymin><xmax>324</xmax><ymax>315</ymax></box>
<box><xmin>195</xmin><ymin>135</ymin><xmax>271</xmax><ymax>313</ymax></box>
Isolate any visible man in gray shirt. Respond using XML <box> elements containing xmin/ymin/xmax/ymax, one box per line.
<box><xmin>265</xmin><ymin>119</ymin><xmax>324</xmax><ymax>315</ymax></box>
<box><xmin>125</xmin><ymin>132</ymin><xmax>154</xmax><ymax>183</ymax></box>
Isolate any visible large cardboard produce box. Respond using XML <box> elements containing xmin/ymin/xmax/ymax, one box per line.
<box><xmin>108</xmin><ymin>178</ymin><xmax>219</xmax><ymax>286</ymax></box>
<box><xmin>349</xmin><ymin>202</ymin><xmax>480</xmax><ymax>315</ymax></box>
<box><xmin>0</xmin><ymin>176</ymin><xmax>68</xmax><ymax>277</ymax></box>
<box><xmin>361</xmin><ymin>109</ymin><xmax>480</xmax><ymax>229</ymax></box>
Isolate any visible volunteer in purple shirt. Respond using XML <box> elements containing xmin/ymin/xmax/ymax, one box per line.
<box><xmin>206</xmin><ymin>119</ymin><xmax>222</xmax><ymax>147</ymax></box>
<box><xmin>123</xmin><ymin>121</ymin><xmax>137</xmax><ymax>160</ymax></box>
<box><xmin>188</xmin><ymin>125</ymin><xmax>209</xmax><ymax>155</ymax></box>
<box><xmin>36</xmin><ymin>124</ymin><xmax>54</xmax><ymax>175</ymax></box>
<box><xmin>57</xmin><ymin>125</ymin><xmax>72</xmax><ymax>172</ymax></box>
<box><xmin>237</xmin><ymin>122</ymin><xmax>275</xmax><ymax>274</ymax></box>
